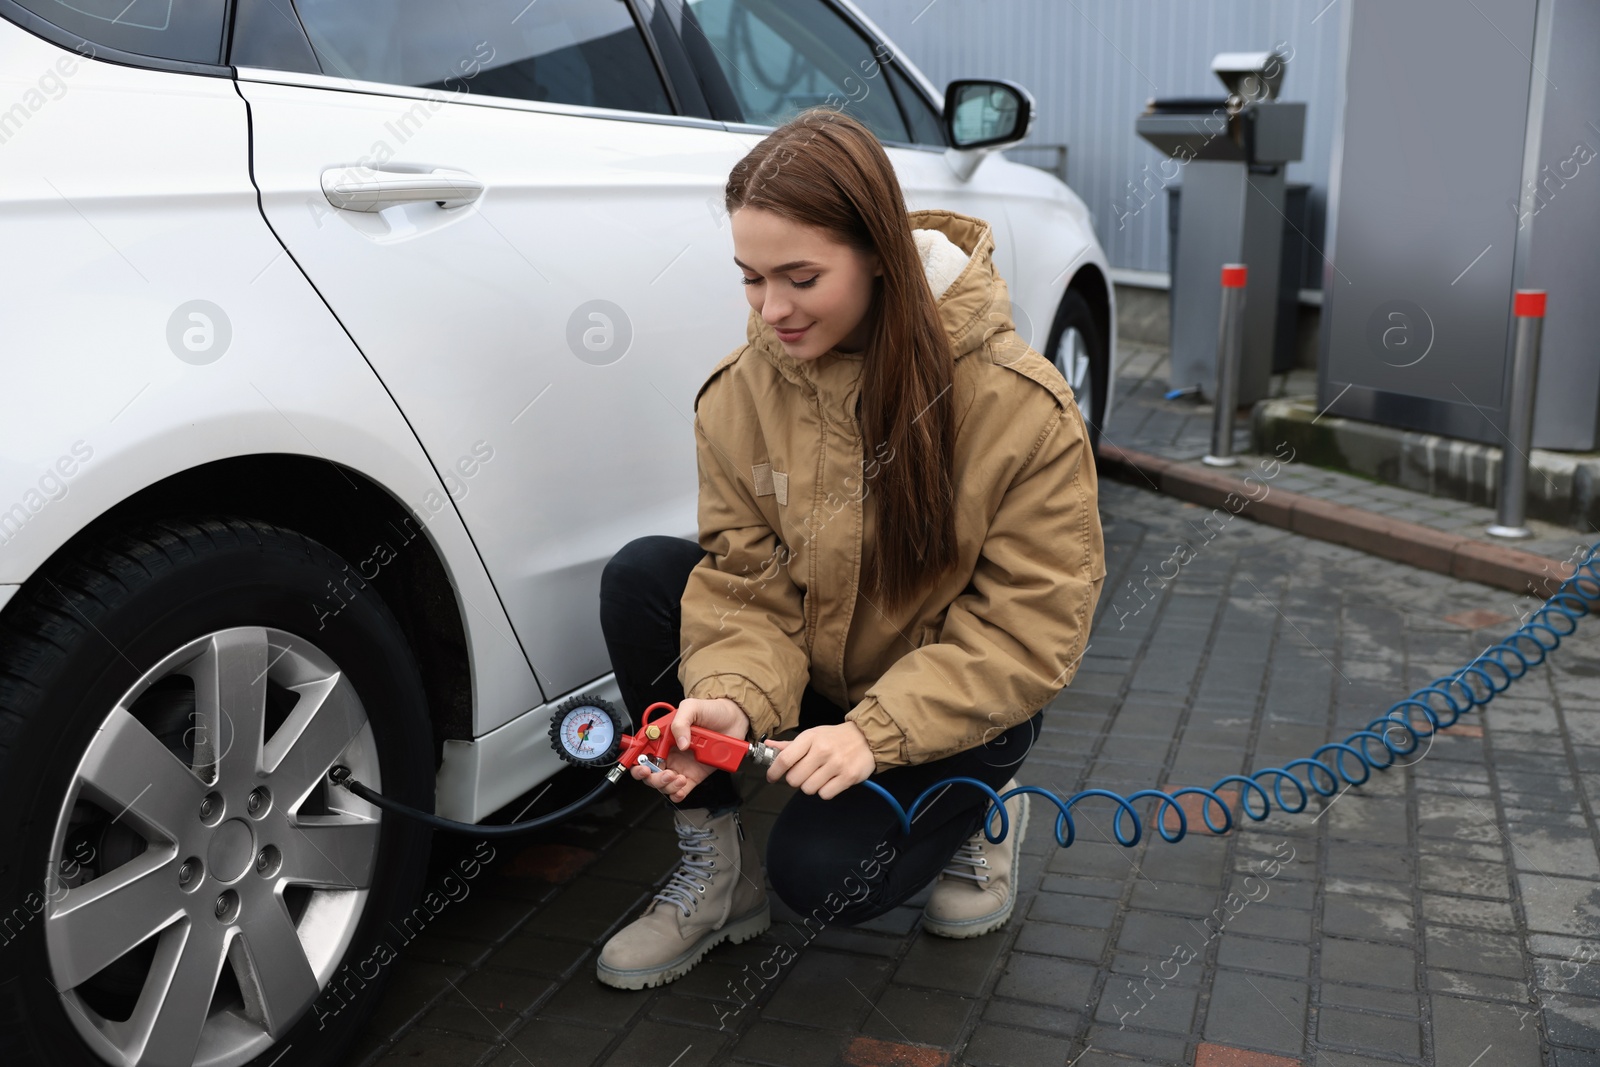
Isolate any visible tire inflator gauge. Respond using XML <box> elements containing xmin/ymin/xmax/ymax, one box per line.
<box><xmin>548</xmin><ymin>696</ymin><xmax>779</xmax><ymax>776</ymax></box>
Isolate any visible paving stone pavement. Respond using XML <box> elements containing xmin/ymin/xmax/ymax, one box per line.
<box><xmin>338</xmin><ymin>467</ymin><xmax>1600</xmax><ymax>1067</ymax></box>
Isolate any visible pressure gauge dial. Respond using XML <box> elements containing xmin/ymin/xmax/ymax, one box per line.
<box><xmin>549</xmin><ymin>696</ymin><xmax>627</xmax><ymax>768</ymax></box>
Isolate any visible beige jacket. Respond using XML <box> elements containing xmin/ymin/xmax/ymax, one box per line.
<box><xmin>678</xmin><ymin>208</ymin><xmax>1106</xmax><ymax>770</ymax></box>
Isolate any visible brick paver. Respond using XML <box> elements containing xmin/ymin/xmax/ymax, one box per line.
<box><xmin>335</xmin><ymin>347</ymin><xmax>1600</xmax><ymax>1066</ymax></box>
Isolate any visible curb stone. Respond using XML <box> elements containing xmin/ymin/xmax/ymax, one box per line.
<box><xmin>1096</xmin><ymin>443</ymin><xmax>1574</xmax><ymax>599</ymax></box>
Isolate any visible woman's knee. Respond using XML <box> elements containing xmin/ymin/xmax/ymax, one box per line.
<box><xmin>972</xmin><ymin>708</ymin><xmax>1044</xmax><ymax>778</ymax></box>
<box><xmin>600</xmin><ymin>536</ymin><xmax>701</xmax><ymax>607</ymax></box>
<box><xmin>766</xmin><ymin>810</ymin><xmax>900</xmax><ymax>926</ymax></box>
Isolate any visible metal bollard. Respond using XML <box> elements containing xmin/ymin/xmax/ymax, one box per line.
<box><xmin>1487</xmin><ymin>289</ymin><xmax>1547</xmax><ymax>539</ymax></box>
<box><xmin>1203</xmin><ymin>264</ymin><xmax>1248</xmax><ymax>467</ymax></box>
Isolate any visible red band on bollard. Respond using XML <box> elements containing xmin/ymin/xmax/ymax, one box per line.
<box><xmin>1514</xmin><ymin>290</ymin><xmax>1547</xmax><ymax>318</ymax></box>
<box><xmin>1221</xmin><ymin>265</ymin><xmax>1248</xmax><ymax>289</ymax></box>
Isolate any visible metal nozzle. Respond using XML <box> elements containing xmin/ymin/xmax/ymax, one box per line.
<box><xmin>746</xmin><ymin>742</ymin><xmax>779</xmax><ymax>768</ymax></box>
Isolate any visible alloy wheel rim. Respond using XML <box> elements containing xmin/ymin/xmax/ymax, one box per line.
<box><xmin>1056</xmin><ymin>325</ymin><xmax>1092</xmax><ymax>412</ymax></box>
<box><xmin>44</xmin><ymin>627</ymin><xmax>383</xmax><ymax>1067</ymax></box>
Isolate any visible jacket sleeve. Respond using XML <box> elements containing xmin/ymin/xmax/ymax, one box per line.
<box><xmin>677</xmin><ymin>390</ymin><xmax>811</xmax><ymax>743</ymax></box>
<box><xmin>845</xmin><ymin>400</ymin><xmax>1105</xmax><ymax>769</ymax></box>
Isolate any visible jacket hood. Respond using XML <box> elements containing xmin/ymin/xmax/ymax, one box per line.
<box><xmin>745</xmin><ymin>208</ymin><xmax>1015</xmax><ymax>389</ymax></box>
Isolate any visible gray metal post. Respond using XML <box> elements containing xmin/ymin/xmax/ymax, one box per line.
<box><xmin>1487</xmin><ymin>289</ymin><xmax>1548</xmax><ymax>538</ymax></box>
<box><xmin>1203</xmin><ymin>264</ymin><xmax>1248</xmax><ymax>467</ymax></box>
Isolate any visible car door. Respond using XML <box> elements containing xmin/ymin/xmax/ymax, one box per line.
<box><xmin>235</xmin><ymin>0</ymin><xmax>759</xmax><ymax>715</ymax></box>
<box><xmin>663</xmin><ymin>0</ymin><xmax>1017</xmax><ymax>281</ymax></box>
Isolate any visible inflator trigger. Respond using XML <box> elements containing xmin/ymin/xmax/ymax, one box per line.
<box><xmin>615</xmin><ymin>702</ymin><xmax>780</xmax><ymax>775</ymax></box>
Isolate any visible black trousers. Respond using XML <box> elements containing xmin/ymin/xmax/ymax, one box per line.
<box><xmin>598</xmin><ymin>535</ymin><xmax>1043</xmax><ymax>926</ymax></box>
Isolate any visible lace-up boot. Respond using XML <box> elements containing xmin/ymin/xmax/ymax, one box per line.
<box><xmin>596</xmin><ymin>806</ymin><xmax>769</xmax><ymax>989</ymax></box>
<box><xmin>922</xmin><ymin>779</ymin><xmax>1030</xmax><ymax>938</ymax></box>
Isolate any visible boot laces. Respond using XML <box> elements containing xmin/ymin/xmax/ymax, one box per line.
<box><xmin>940</xmin><ymin>834</ymin><xmax>991</xmax><ymax>884</ymax></box>
<box><xmin>653</xmin><ymin>822</ymin><xmax>720</xmax><ymax>917</ymax></box>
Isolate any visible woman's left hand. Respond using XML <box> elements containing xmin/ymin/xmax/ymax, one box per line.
<box><xmin>767</xmin><ymin>722</ymin><xmax>876</xmax><ymax>799</ymax></box>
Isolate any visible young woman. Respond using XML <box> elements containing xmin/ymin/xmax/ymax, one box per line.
<box><xmin>594</xmin><ymin>108</ymin><xmax>1105</xmax><ymax>990</ymax></box>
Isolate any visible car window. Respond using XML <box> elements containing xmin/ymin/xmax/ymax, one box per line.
<box><xmin>9</xmin><ymin>0</ymin><xmax>226</xmax><ymax>63</ymax></box>
<box><xmin>680</xmin><ymin>0</ymin><xmax>910</xmax><ymax>141</ymax></box>
<box><xmin>291</xmin><ymin>0</ymin><xmax>674</xmax><ymax>115</ymax></box>
<box><xmin>885</xmin><ymin>59</ymin><xmax>945</xmax><ymax>146</ymax></box>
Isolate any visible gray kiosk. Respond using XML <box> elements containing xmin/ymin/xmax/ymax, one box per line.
<box><xmin>1136</xmin><ymin>50</ymin><xmax>1306</xmax><ymax>406</ymax></box>
<box><xmin>1318</xmin><ymin>0</ymin><xmax>1600</xmax><ymax>451</ymax></box>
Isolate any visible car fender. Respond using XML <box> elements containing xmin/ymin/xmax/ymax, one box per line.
<box><xmin>991</xmin><ymin>161</ymin><xmax>1117</xmax><ymax>398</ymax></box>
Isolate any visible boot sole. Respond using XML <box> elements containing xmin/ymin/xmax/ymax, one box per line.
<box><xmin>595</xmin><ymin>901</ymin><xmax>771</xmax><ymax>990</ymax></box>
<box><xmin>923</xmin><ymin>792</ymin><xmax>1030</xmax><ymax>940</ymax></box>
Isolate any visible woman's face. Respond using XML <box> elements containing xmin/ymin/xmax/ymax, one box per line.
<box><xmin>731</xmin><ymin>206</ymin><xmax>881</xmax><ymax>361</ymax></box>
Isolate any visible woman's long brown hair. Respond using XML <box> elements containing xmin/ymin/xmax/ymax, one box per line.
<box><xmin>725</xmin><ymin>107</ymin><xmax>959</xmax><ymax>613</ymax></box>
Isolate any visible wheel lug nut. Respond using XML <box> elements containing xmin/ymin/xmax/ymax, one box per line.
<box><xmin>247</xmin><ymin>787</ymin><xmax>271</xmax><ymax>817</ymax></box>
<box><xmin>214</xmin><ymin>890</ymin><xmax>240</xmax><ymax>923</ymax></box>
<box><xmin>255</xmin><ymin>845</ymin><xmax>281</xmax><ymax>877</ymax></box>
<box><xmin>178</xmin><ymin>856</ymin><xmax>203</xmax><ymax>891</ymax></box>
<box><xmin>199</xmin><ymin>791</ymin><xmax>224</xmax><ymax>824</ymax></box>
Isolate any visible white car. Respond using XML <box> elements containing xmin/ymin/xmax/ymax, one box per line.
<box><xmin>0</xmin><ymin>1</ymin><xmax>1112</xmax><ymax>1063</ymax></box>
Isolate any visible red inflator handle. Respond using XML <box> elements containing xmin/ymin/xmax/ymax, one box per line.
<box><xmin>684</xmin><ymin>726</ymin><xmax>751</xmax><ymax>772</ymax></box>
<box><xmin>616</xmin><ymin>702</ymin><xmax>758</xmax><ymax>774</ymax></box>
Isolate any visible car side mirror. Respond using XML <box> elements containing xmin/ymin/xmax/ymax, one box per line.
<box><xmin>944</xmin><ymin>79</ymin><xmax>1034</xmax><ymax>150</ymax></box>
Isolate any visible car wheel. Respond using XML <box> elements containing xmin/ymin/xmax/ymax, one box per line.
<box><xmin>1045</xmin><ymin>288</ymin><xmax>1107</xmax><ymax>452</ymax></box>
<box><xmin>0</xmin><ymin>518</ymin><xmax>434</xmax><ymax>1067</ymax></box>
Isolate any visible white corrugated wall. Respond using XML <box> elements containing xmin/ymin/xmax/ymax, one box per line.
<box><xmin>854</xmin><ymin>0</ymin><xmax>1344</xmax><ymax>285</ymax></box>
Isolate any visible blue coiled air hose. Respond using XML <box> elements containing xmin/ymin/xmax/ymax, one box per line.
<box><xmin>334</xmin><ymin>543</ymin><xmax>1600</xmax><ymax>845</ymax></box>
<box><xmin>861</xmin><ymin>541</ymin><xmax>1600</xmax><ymax>848</ymax></box>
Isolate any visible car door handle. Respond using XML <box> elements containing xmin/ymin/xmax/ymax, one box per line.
<box><xmin>321</xmin><ymin>165</ymin><xmax>484</xmax><ymax>212</ymax></box>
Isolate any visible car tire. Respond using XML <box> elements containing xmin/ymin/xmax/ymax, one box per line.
<box><xmin>0</xmin><ymin>517</ymin><xmax>434</xmax><ymax>1067</ymax></box>
<box><xmin>1045</xmin><ymin>288</ymin><xmax>1107</xmax><ymax>453</ymax></box>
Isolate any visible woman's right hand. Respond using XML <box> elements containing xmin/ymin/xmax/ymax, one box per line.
<box><xmin>629</xmin><ymin>696</ymin><xmax>749</xmax><ymax>804</ymax></box>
